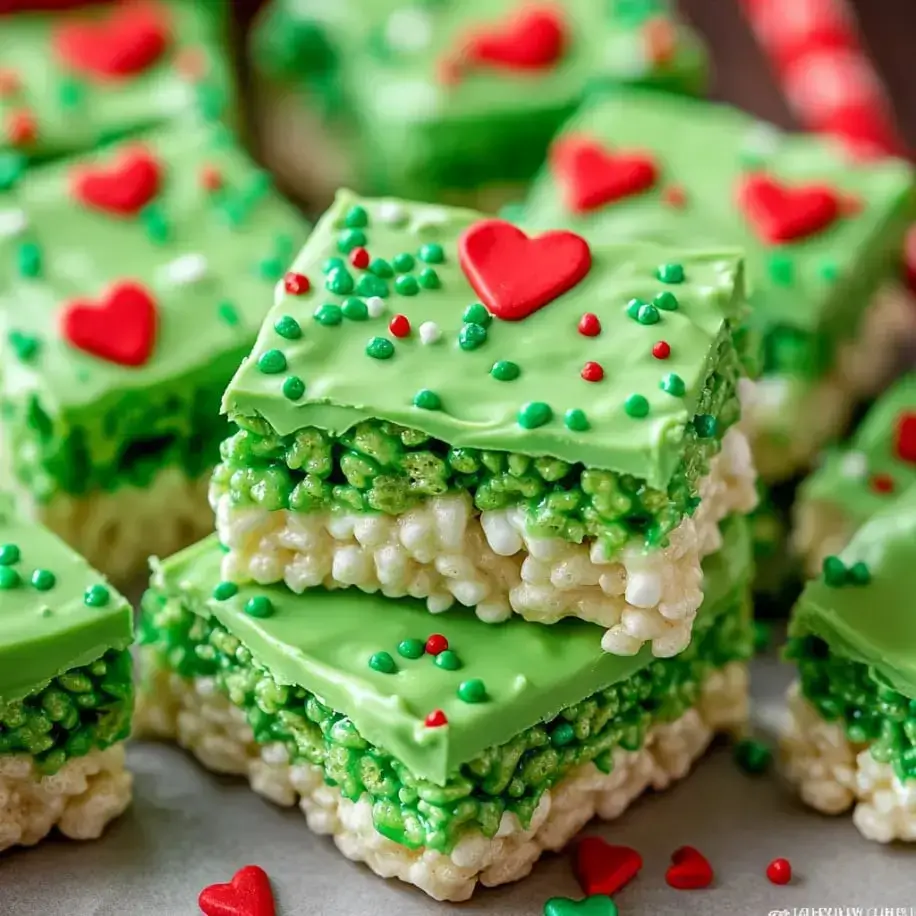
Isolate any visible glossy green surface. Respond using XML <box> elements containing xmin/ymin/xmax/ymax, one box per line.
<box><xmin>222</xmin><ymin>191</ymin><xmax>745</xmax><ymax>490</ymax></box>
<box><xmin>149</xmin><ymin>516</ymin><xmax>750</xmax><ymax>786</ymax></box>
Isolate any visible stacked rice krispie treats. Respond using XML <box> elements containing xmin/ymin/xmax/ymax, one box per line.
<box><xmin>0</xmin><ymin>494</ymin><xmax>134</xmax><ymax>853</ymax></box>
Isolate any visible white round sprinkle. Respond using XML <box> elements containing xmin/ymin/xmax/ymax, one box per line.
<box><xmin>0</xmin><ymin>208</ymin><xmax>27</xmax><ymax>237</ymax></box>
<box><xmin>419</xmin><ymin>321</ymin><xmax>440</xmax><ymax>345</ymax></box>
<box><xmin>366</xmin><ymin>296</ymin><xmax>385</xmax><ymax>318</ymax></box>
<box><xmin>161</xmin><ymin>253</ymin><xmax>208</xmax><ymax>286</ymax></box>
<box><xmin>743</xmin><ymin>122</ymin><xmax>783</xmax><ymax>157</ymax></box>
<box><xmin>839</xmin><ymin>450</ymin><xmax>868</xmax><ymax>479</ymax></box>
<box><xmin>378</xmin><ymin>202</ymin><xmax>407</xmax><ymax>225</ymax></box>
<box><xmin>385</xmin><ymin>8</ymin><xmax>433</xmax><ymax>53</ymax></box>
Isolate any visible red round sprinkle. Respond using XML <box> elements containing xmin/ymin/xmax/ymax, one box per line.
<box><xmin>663</xmin><ymin>185</ymin><xmax>687</xmax><ymax>208</ymax></box>
<box><xmin>425</xmin><ymin>709</ymin><xmax>448</xmax><ymax>728</ymax></box>
<box><xmin>894</xmin><ymin>411</ymin><xmax>916</xmax><ymax>464</ymax></box>
<box><xmin>870</xmin><ymin>472</ymin><xmax>895</xmax><ymax>494</ymax></box>
<box><xmin>581</xmin><ymin>361</ymin><xmax>604</xmax><ymax>382</ymax></box>
<box><xmin>766</xmin><ymin>858</ymin><xmax>792</xmax><ymax>885</ymax></box>
<box><xmin>6</xmin><ymin>110</ymin><xmax>36</xmax><ymax>147</ymax></box>
<box><xmin>176</xmin><ymin>47</ymin><xmax>207</xmax><ymax>80</ymax></box>
<box><xmin>0</xmin><ymin>69</ymin><xmax>20</xmax><ymax>97</ymax></box>
<box><xmin>652</xmin><ymin>340</ymin><xmax>671</xmax><ymax>360</ymax></box>
<box><xmin>578</xmin><ymin>313</ymin><xmax>601</xmax><ymax>337</ymax></box>
<box><xmin>199</xmin><ymin>165</ymin><xmax>223</xmax><ymax>192</ymax></box>
<box><xmin>349</xmin><ymin>247</ymin><xmax>370</xmax><ymax>269</ymax></box>
<box><xmin>425</xmin><ymin>634</ymin><xmax>448</xmax><ymax>655</ymax></box>
<box><xmin>436</xmin><ymin>57</ymin><xmax>463</xmax><ymax>85</ymax></box>
<box><xmin>283</xmin><ymin>272</ymin><xmax>310</xmax><ymax>295</ymax></box>
<box><xmin>389</xmin><ymin>314</ymin><xmax>411</xmax><ymax>338</ymax></box>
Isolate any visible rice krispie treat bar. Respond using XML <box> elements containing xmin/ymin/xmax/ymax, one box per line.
<box><xmin>793</xmin><ymin>373</ymin><xmax>916</xmax><ymax>576</ymax></box>
<box><xmin>783</xmin><ymin>484</ymin><xmax>916</xmax><ymax>843</ymax></box>
<box><xmin>0</xmin><ymin>0</ymin><xmax>231</xmax><ymax>180</ymax></box>
<box><xmin>250</xmin><ymin>0</ymin><xmax>706</xmax><ymax>206</ymax></box>
<box><xmin>0</xmin><ymin>121</ymin><xmax>308</xmax><ymax>582</ymax></box>
<box><xmin>0</xmin><ymin>495</ymin><xmax>133</xmax><ymax>853</ymax></box>
<box><xmin>138</xmin><ymin>516</ymin><xmax>752</xmax><ymax>901</ymax></box>
<box><xmin>211</xmin><ymin>191</ymin><xmax>758</xmax><ymax>657</ymax></box>
<box><xmin>520</xmin><ymin>89</ymin><xmax>916</xmax><ymax>484</ymax></box>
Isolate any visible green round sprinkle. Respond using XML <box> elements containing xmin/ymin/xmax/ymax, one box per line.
<box><xmin>140</xmin><ymin>206</ymin><xmax>169</xmax><ymax>243</ymax></box>
<box><xmin>344</xmin><ymin>205</ymin><xmax>369</xmax><ymax>228</ymax></box>
<box><xmin>734</xmin><ymin>738</ymin><xmax>772</xmax><ymax>775</ymax></box>
<box><xmin>653</xmin><ymin>291</ymin><xmax>679</xmax><ymax>311</ymax></box>
<box><xmin>259</xmin><ymin>256</ymin><xmax>284</xmax><ymax>281</ymax></box>
<box><xmin>338</xmin><ymin>228</ymin><xmax>367</xmax><ymax>253</ymax></box>
<box><xmin>369</xmin><ymin>258</ymin><xmax>394</xmax><ymax>278</ymax></box>
<box><xmin>463</xmin><ymin>303</ymin><xmax>492</xmax><ymax>327</ymax></box>
<box><xmin>564</xmin><ymin>408</ymin><xmax>590</xmax><ymax>432</ymax></box>
<box><xmin>356</xmin><ymin>274</ymin><xmax>389</xmax><ymax>298</ymax></box>
<box><xmin>282</xmin><ymin>376</ymin><xmax>306</xmax><ymax>400</ymax></box>
<box><xmin>342</xmin><ymin>297</ymin><xmax>369</xmax><ymax>321</ymax></box>
<box><xmin>369</xmin><ymin>651</ymin><xmax>397</xmax><ymax>674</ymax></box>
<box><xmin>397</xmin><ymin>638</ymin><xmax>425</xmax><ymax>659</ymax></box>
<box><xmin>434</xmin><ymin>650</ymin><xmax>461</xmax><ymax>671</ymax></box>
<box><xmin>274</xmin><ymin>315</ymin><xmax>302</xmax><ymax>339</ymax></box>
<box><xmin>413</xmin><ymin>389</ymin><xmax>441</xmax><ymax>410</ymax></box>
<box><xmin>31</xmin><ymin>569</ymin><xmax>56</xmax><ymax>591</ymax></box>
<box><xmin>768</xmin><ymin>254</ymin><xmax>794</xmax><ymax>286</ymax></box>
<box><xmin>323</xmin><ymin>257</ymin><xmax>345</xmax><ymax>274</ymax></box>
<box><xmin>551</xmin><ymin>722</ymin><xmax>576</xmax><ymax>747</ymax></box>
<box><xmin>637</xmin><ymin>303</ymin><xmax>660</xmax><ymax>325</ymax></box>
<box><xmin>418</xmin><ymin>268</ymin><xmax>440</xmax><ymax>289</ymax></box>
<box><xmin>660</xmin><ymin>373</ymin><xmax>686</xmax><ymax>396</ymax></box>
<box><xmin>325</xmin><ymin>267</ymin><xmax>354</xmax><ymax>295</ymax></box>
<box><xmin>0</xmin><ymin>566</ymin><xmax>21</xmax><ymax>589</ymax></box>
<box><xmin>257</xmin><ymin>349</ymin><xmax>287</xmax><ymax>374</ymax></box>
<box><xmin>822</xmin><ymin>555</ymin><xmax>847</xmax><ymax>587</ymax></box>
<box><xmin>395</xmin><ymin>275</ymin><xmax>419</xmax><ymax>296</ymax></box>
<box><xmin>694</xmin><ymin>414</ymin><xmax>718</xmax><ymax>438</ymax></box>
<box><xmin>314</xmin><ymin>303</ymin><xmax>343</xmax><ymax>326</ymax></box>
<box><xmin>625</xmin><ymin>298</ymin><xmax>645</xmax><ymax>319</ymax></box>
<box><xmin>848</xmin><ymin>561</ymin><xmax>871</xmax><ymax>586</ymax></box>
<box><xmin>624</xmin><ymin>394</ymin><xmax>650</xmax><ymax>418</ymax></box>
<box><xmin>518</xmin><ymin>401</ymin><xmax>552</xmax><ymax>429</ymax></box>
<box><xmin>366</xmin><ymin>336</ymin><xmax>394</xmax><ymax>360</ymax></box>
<box><xmin>393</xmin><ymin>252</ymin><xmax>415</xmax><ymax>273</ymax></box>
<box><xmin>418</xmin><ymin>243</ymin><xmax>444</xmax><ymax>264</ymax></box>
<box><xmin>217</xmin><ymin>301</ymin><xmax>240</xmax><ymax>327</ymax></box>
<box><xmin>8</xmin><ymin>331</ymin><xmax>39</xmax><ymax>362</ymax></box>
<box><xmin>657</xmin><ymin>262</ymin><xmax>685</xmax><ymax>283</ymax></box>
<box><xmin>17</xmin><ymin>242</ymin><xmax>42</xmax><ymax>278</ymax></box>
<box><xmin>212</xmin><ymin>581</ymin><xmax>239</xmax><ymax>601</ymax></box>
<box><xmin>458</xmin><ymin>323</ymin><xmax>488</xmax><ymax>351</ymax></box>
<box><xmin>490</xmin><ymin>360</ymin><xmax>520</xmax><ymax>381</ymax></box>
<box><xmin>0</xmin><ymin>544</ymin><xmax>20</xmax><ymax>566</ymax></box>
<box><xmin>0</xmin><ymin>152</ymin><xmax>25</xmax><ymax>191</ymax></box>
<box><xmin>84</xmin><ymin>584</ymin><xmax>111</xmax><ymax>608</ymax></box>
<box><xmin>457</xmin><ymin>678</ymin><xmax>487</xmax><ymax>703</ymax></box>
<box><xmin>244</xmin><ymin>595</ymin><xmax>274</xmax><ymax>618</ymax></box>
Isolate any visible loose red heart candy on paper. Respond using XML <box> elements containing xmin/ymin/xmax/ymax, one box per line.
<box><xmin>60</xmin><ymin>281</ymin><xmax>158</xmax><ymax>367</ymax></box>
<box><xmin>459</xmin><ymin>219</ymin><xmax>591</xmax><ymax>321</ymax></box>
<box><xmin>575</xmin><ymin>837</ymin><xmax>643</xmax><ymax>897</ymax></box>
<box><xmin>54</xmin><ymin>1</ymin><xmax>170</xmax><ymax>80</ymax></box>
<box><xmin>895</xmin><ymin>411</ymin><xmax>916</xmax><ymax>463</ymax></box>
<box><xmin>465</xmin><ymin>6</ymin><xmax>566</xmax><ymax>70</ymax></box>
<box><xmin>198</xmin><ymin>865</ymin><xmax>276</xmax><ymax>916</ymax></box>
<box><xmin>766</xmin><ymin>857</ymin><xmax>792</xmax><ymax>886</ymax></box>
<box><xmin>551</xmin><ymin>136</ymin><xmax>659</xmax><ymax>213</ymax></box>
<box><xmin>70</xmin><ymin>147</ymin><xmax>161</xmax><ymax>216</ymax></box>
<box><xmin>737</xmin><ymin>173</ymin><xmax>841</xmax><ymax>244</ymax></box>
<box><xmin>665</xmin><ymin>845</ymin><xmax>714</xmax><ymax>890</ymax></box>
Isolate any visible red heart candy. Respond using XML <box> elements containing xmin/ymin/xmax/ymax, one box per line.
<box><xmin>465</xmin><ymin>5</ymin><xmax>566</xmax><ymax>71</ymax></box>
<box><xmin>459</xmin><ymin>219</ymin><xmax>591</xmax><ymax>321</ymax></box>
<box><xmin>895</xmin><ymin>411</ymin><xmax>916</xmax><ymax>464</ymax></box>
<box><xmin>737</xmin><ymin>173</ymin><xmax>841</xmax><ymax>244</ymax></box>
<box><xmin>70</xmin><ymin>146</ymin><xmax>161</xmax><ymax>216</ymax></box>
<box><xmin>551</xmin><ymin>136</ymin><xmax>659</xmax><ymax>213</ymax></box>
<box><xmin>665</xmin><ymin>845</ymin><xmax>714</xmax><ymax>890</ymax></box>
<box><xmin>60</xmin><ymin>281</ymin><xmax>158</xmax><ymax>367</ymax></box>
<box><xmin>199</xmin><ymin>865</ymin><xmax>276</xmax><ymax>916</ymax></box>
<box><xmin>575</xmin><ymin>837</ymin><xmax>643</xmax><ymax>897</ymax></box>
<box><xmin>54</xmin><ymin>1</ymin><xmax>170</xmax><ymax>80</ymax></box>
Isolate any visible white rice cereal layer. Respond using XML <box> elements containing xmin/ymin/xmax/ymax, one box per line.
<box><xmin>0</xmin><ymin>744</ymin><xmax>132</xmax><ymax>853</ymax></box>
<box><xmin>782</xmin><ymin>684</ymin><xmax>916</xmax><ymax>843</ymax></box>
<box><xmin>137</xmin><ymin>662</ymin><xmax>747</xmax><ymax>901</ymax></box>
<box><xmin>213</xmin><ymin>427</ymin><xmax>757</xmax><ymax>658</ymax></box>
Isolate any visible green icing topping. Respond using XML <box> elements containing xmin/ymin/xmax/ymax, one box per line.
<box><xmin>143</xmin><ymin>517</ymin><xmax>750</xmax><ymax>789</ymax></box>
<box><xmin>221</xmin><ymin>192</ymin><xmax>746</xmax><ymax>491</ymax></box>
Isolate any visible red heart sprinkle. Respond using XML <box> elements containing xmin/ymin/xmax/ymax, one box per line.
<box><xmin>5</xmin><ymin>110</ymin><xmax>36</xmax><ymax>147</ymax></box>
<box><xmin>663</xmin><ymin>184</ymin><xmax>687</xmax><ymax>209</ymax></box>
<box><xmin>70</xmin><ymin>146</ymin><xmax>161</xmax><ymax>216</ymax></box>
<box><xmin>460</xmin><ymin>219</ymin><xmax>591</xmax><ymax>322</ymax></box>
<box><xmin>60</xmin><ymin>281</ymin><xmax>158</xmax><ymax>367</ymax></box>
<box><xmin>200</xmin><ymin>165</ymin><xmax>223</xmax><ymax>192</ymax></box>
<box><xmin>652</xmin><ymin>341</ymin><xmax>671</xmax><ymax>359</ymax></box>
<box><xmin>581</xmin><ymin>361</ymin><xmax>604</xmax><ymax>382</ymax></box>
<box><xmin>766</xmin><ymin>857</ymin><xmax>792</xmax><ymax>886</ymax></box>
<box><xmin>283</xmin><ymin>272</ymin><xmax>310</xmax><ymax>295</ymax></box>
<box><xmin>425</xmin><ymin>634</ymin><xmax>448</xmax><ymax>655</ymax></box>
<box><xmin>665</xmin><ymin>845</ymin><xmax>714</xmax><ymax>890</ymax></box>
<box><xmin>578</xmin><ymin>313</ymin><xmax>601</xmax><ymax>337</ymax></box>
<box><xmin>737</xmin><ymin>173</ymin><xmax>841</xmax><ymax>244</ymax></box>
<box><xmin>870</xmin><ymin>472</ymin><xmax>895</xmax><ymax>494</ymax></box>
<box><xmin>54</xmin><ymin>1</ymin><xmax>170</xmax><ymax>80</ymax></box>
<box><xmin>349</xmin><ymin>247</ymin><xmax>370</xmax><ymax>269</ymax></box>
<box><xmin>389</xmin><ymin>314</ymin><xmax>411</xmax><ymax>338</ymax></box>
<box><xmin>575</xmin><ymin>837</ymin><xmax>643</xmax><ymax>897</ymax></box>
<box><xmin>199</xmin><ymin>865</ymin><xmax>276</xmax><ymax>916</ymax></box>
<box><xmin>464</xmin><ymin>6</ymin><xmax>566</xmax><ymax>71</ymax></box>
<box><xmin>643</xmin><ymin>16</ymin><xmax>677</xmax><ymax>66</ymax></box>
<box><xmin>551</xmin><ymin>136</ymin><xmax>659</xmax><ymax>213</ymax></box>
<box><xmin>425</xmin><ymin>709</ymin><xmax>448</xmax><ymax>728</ymax></box>
<box><xmin>894</xmin><ymin>411</ymin><xmax>916</xmax><ymax>464</ymax></box>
